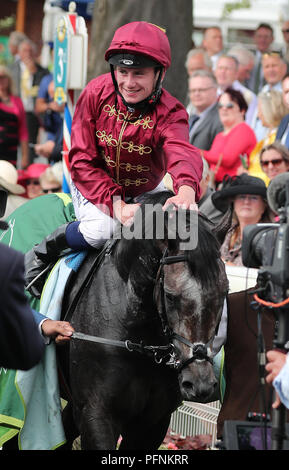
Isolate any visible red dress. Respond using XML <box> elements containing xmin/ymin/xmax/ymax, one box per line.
<box><xmin>69</xmin><ymin>74</ymin><xmax>202</xmax><ymax>216</ymax></box>
<box><xmin>203</xmin><ymin>122</ymin><xmax>257</xmax><ymax>184</ymax></box>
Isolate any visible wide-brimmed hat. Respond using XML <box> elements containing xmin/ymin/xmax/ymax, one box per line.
<box><xmin>0</xmin><ymin>160</ymin><xmax>25</xmax><ymax>195</ymax></box>
<box><xmin>212</xmin><ymin>174</ymin><xmax>267</xmax><ymax>213</ymax></box>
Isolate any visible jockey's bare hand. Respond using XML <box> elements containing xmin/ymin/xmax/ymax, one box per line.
<box><xmin>113</xmin><ymin>199</ymin><xmax>140</xmax><ymax>226</ymax></box>
<box><xmin>41</xmin><ymin>320</ymin><xmax>74</xmax><ymax>345</ymax></box>
<box><xmin>162</xmin><ymin>185</ymin><xmax>198</xmax><ymax>212</ymax></box>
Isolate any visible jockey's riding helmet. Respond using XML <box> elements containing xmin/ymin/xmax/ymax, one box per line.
<box><xmin>105</xmin><ymin>22</ymin><xmax>171</xmax><ymax>112</ymax></box>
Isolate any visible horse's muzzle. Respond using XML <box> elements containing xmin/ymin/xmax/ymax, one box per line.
<box><xmin>179</xmin><ymin>361</ymin><xmax>217</xmax><ymax>402</ymax></box>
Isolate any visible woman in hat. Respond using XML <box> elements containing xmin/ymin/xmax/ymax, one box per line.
<box><xmin>21</xmin><ymin>162</ymin><xmax>50</xmax><ymax>199</ymax></box>
<box><xmin>212</xmin><ymin>174</ymin><xmax>274</xmax><ymax>266</ymax></box>
<box><xmin>0</xmin><ymin>160</ymin><xmax>27</xmax><ymax>219</ymax></box>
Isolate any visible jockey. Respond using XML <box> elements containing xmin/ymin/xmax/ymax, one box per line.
<box><xmin>25</xmin><ymin>21</ymin><xmax>203</xmax><ymax>298</ymax></box>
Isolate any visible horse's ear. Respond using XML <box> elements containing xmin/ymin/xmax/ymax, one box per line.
<box><xmin>212</xmin><ymin>205</ymin><xmax>233</xmax><ymax>245</ymax></box>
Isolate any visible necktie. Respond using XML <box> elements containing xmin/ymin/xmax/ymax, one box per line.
<box><xmin>189</xmin><ymin>114</ymin><xmax>200</xmax><ymax>131</ymax></box>
<box><xmin>254</xmin><ymin>60</ymin><xmax>262</xmax><ymax>95</ymax></box>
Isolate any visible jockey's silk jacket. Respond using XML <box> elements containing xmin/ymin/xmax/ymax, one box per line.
<box><xmin>69</xmin><ymin>73</ymin><xmax>202</xmax><ymax>216</ymax></box>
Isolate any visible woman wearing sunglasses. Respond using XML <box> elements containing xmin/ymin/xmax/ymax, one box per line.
<box><xmin>203</xmin><ymin>87</ymin><xmax>257</xmax><ymax>186</ymax></box>
<box><xmin>259</xmin><ymin>141</ymin><xmax>289</xmax><ymax>181</ymax></box>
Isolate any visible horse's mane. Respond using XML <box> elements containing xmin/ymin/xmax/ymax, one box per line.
<box><xmin>114</xmin><ymin>191</ymin><xmax>222</xmax><ymax>290</ymax></box>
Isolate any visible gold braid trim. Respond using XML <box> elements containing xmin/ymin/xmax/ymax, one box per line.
<box><xmin>96</xmin><ymin>129</ymin><xmax>152</xmax><ymax>155</ymax></box>
<box><xmin>103</xmin><ymin>104</ymin><xmax>154</xmax><ymax>129</ymax></box>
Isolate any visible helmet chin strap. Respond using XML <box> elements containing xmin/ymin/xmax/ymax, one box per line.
<box><xmin>110</xmin><ymin>65</ymin><xmax>163</xmax><ymax>121</ymax></box>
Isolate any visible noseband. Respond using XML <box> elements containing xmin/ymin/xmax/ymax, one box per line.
<box><xmin>154</xmin><ymin>248</ymin><xmax>214</xmax><ymax>371</ymax></box>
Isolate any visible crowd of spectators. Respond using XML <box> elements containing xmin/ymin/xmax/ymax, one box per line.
<box><xmin>181</xmin><ymin>21</ymin><xmax>289</xmax><ymax>270</ymax></box>
<box><xmin>0</xmin><ymin>31</ymin><xmax>64</xmax><ymax>221</ymax></box>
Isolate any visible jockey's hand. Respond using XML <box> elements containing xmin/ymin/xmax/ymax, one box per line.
<box><xmin>162</xmin><ymin>185</ymin><xmax>198</xmax><ymax>212</ymax></box>
<box><xmin>113</xmin><ymin>199</ymin><xmax>140</xmax><ymax>226</ymax></box>
<box><xmin>41</xmin><ymin>319</ymin><xmax>74</xmax><ymax>345</ymax></box>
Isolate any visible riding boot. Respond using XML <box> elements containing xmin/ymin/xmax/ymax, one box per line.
<box><xmin>25</xmin><ymin>223</ymin><xmax>72</xmax><ymax>299</ymax></box>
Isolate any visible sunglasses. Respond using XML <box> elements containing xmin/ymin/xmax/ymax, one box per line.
<box><xmin>26</xmin><ymin>179</ymin><xmax>40</xmax><ymax>185</ymax></box>
<box><xmin>42</xmin><ymin>187</ymin><xmax>61</xmax><ymax>194</ymax></box>
<box><xmin>218</xmin><ymin>103</ymin><xmax>234</xmax><ymax>109</ymax></box>
<box><xmin>261</xmin><ymin>158</ymin><xmax>283</xmax><ymax>168</ymax></box>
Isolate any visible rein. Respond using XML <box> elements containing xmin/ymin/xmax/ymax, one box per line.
<box><xmin>72</xmin><ymin>331</ymin><xmax>175</xmax><ymax>365</ymax></box>
<box><xmin>72</xmin><ymin>246</ymin><xmax>214</xmax><ymax>371</ymax></box>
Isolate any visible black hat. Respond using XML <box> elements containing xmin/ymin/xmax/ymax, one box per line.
<box><xmin>212</xmin><ymin>174</ymin><xmax>267</xmax><ymax>213</ymax></box>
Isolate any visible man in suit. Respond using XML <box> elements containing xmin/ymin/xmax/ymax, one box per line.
<box><xmin>214</xmin><ymin>54</ymin><xmax>258</xmax><ymax>127</ymax></box>
<box><xmin>227</xmin><ymin>44</ymin><xmax>255</xmax><ymax>85</ymax></box>
<box><xmin>185</xmin><ymin>48</ymin><xmax>212</xmax><ymax>77</ymax></box>
<box><xmin>275</xmin><ymin>74</ymin><xmax>289</xmax><ymax>148</ymax></box>
<box><xmin>202</xmin><ymin>26</ymin><xmax>224</xmax><ymax>71</ymax></box>
<box><xmin>0</xmin><ymin>240</ymin><xmax>45</xmax><ymax>370</ymax></box>
<box><xmin>188</xmin><ymin>69</ymin><xmax>223</xmax><ymax>150</ymax></box>
<box><xmin>0</xmin><ymin>241</ymin><xmax>75</xmax><ymax>370</ymax></box>
<box><xmin>0</xmin><ymin>189</ymin><xmax>74</xmax><ymax>370</ymax></box>
<box><xmin>246</xmin><ymin>23</ymin><xmax>274</xmax><ymax>94</ymax></box>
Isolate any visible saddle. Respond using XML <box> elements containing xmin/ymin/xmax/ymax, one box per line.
<box><xmin>62</xmin><ymin>238</ymin><xmax>118</xmax><ymax>324</ymax></box>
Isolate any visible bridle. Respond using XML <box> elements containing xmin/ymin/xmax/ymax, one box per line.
<box><xmin>71</xmin><ymin>243</ymin><xmax>217</xmax><ymax>372</ymax></box>
<box><xmin>153</xmin><ymin>248</ymin><xmax>215</xmax><ymax>371</ymax></box>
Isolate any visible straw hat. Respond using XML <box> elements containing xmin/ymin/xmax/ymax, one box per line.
<box><xmin>0</xmin><ymin>161</ymin><xmax>25</xmax><ymax>195</ymax></box>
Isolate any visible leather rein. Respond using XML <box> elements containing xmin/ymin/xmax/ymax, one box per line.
<box><xmin>72</xmin><ymin>246</ymin><xmax>214</xmax><ymax>371</ymax></box>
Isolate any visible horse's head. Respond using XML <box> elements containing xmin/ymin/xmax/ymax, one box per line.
<box><xmin>150</xmin><ymin>203</ymin><xmax>228</xmax><ymax>401</ymax></box>
<box><xmin>115</xmin><ymin>191</ymin><xmax>229</xmax><ymax>402</ymax></box>
<box><xmin>154</xmin><ymin>237</ymin><xmax>227</xmax><ymax>401</ymax></box>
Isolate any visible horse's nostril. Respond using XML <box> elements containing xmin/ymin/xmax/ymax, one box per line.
<box><xmin>182</xmin><ymin>380</ymin><xmax>193</xmax><ymax>391</ymax></box>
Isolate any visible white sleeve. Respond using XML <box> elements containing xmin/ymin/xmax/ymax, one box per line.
<box><xmin>211</xmin><ymin>299</ymin><xmax>228</xmax><ymax>357</ymax></box>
